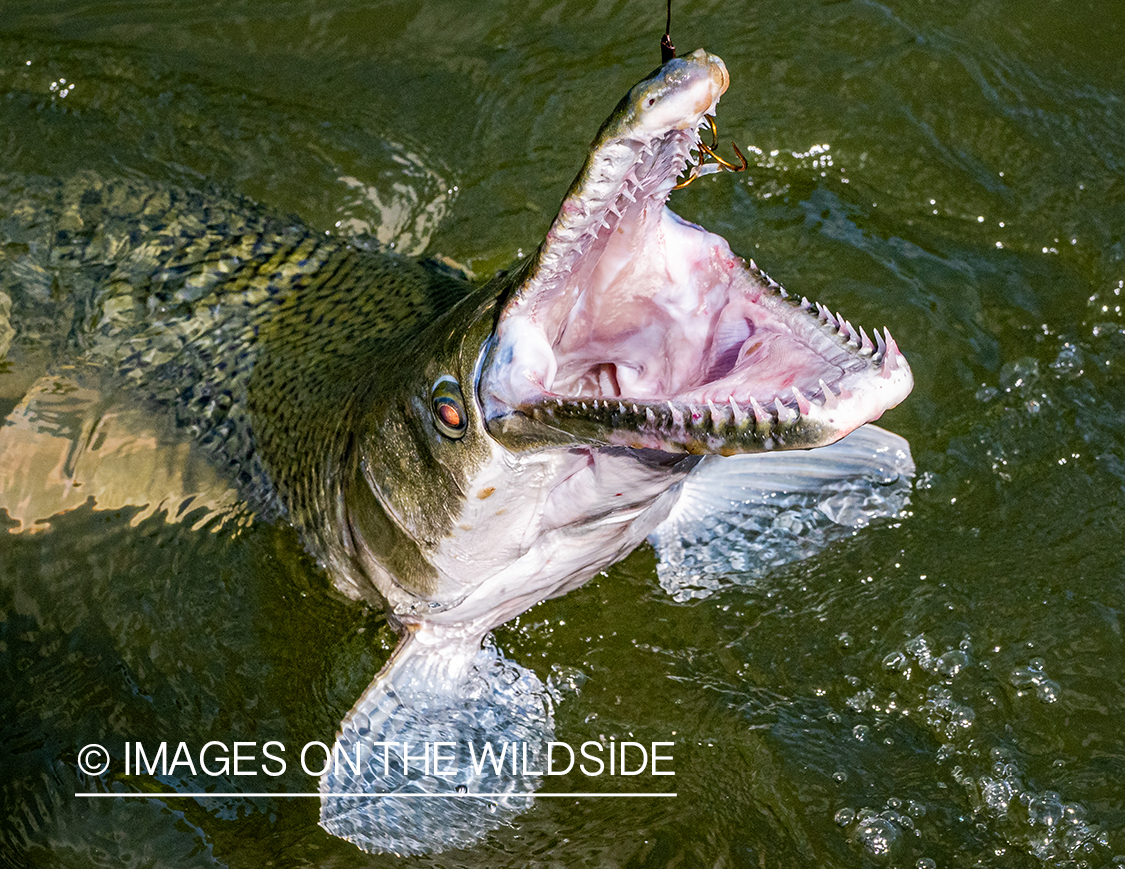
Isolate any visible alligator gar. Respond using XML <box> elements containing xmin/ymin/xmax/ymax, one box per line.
<box><xmin>0</xmin><ymin>50</ymin><xmax>912</xmax><ymax>854</ymax></box>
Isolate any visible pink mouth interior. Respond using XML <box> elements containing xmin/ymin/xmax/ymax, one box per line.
<box><xmin>481</xmin><ymin>103</ymin><xmax>909</xmax><ymax>440</ymax></box>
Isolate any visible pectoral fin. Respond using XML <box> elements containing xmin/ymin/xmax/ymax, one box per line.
<box><xmin>320</xmin><ymin>629</ymin><xmax>553</xmax><ymax>855</ymax></box>
<box><xmin>650</xmin><ymin>424</ymin><xmax>914</xmax><ymax>600</ymax></box>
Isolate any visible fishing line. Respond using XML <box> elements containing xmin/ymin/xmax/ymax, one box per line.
<box><xmin>661</xmin><ymin>0</ymin><xmax>676</xmax><ymax>62</ymax></box>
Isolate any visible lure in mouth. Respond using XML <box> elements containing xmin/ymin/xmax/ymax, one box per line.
<box><xmin>479</xmin><ymin>49</ymin><xmax>912</xmax><ymax>454</ymax></box>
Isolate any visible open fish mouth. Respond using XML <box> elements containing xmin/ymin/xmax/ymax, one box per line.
<box><xmin>480</xmin><ymin>49</ymin><xmax>912</xmax><ymax>455</ymax></box>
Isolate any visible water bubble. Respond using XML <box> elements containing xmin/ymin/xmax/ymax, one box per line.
<box><xmin>853</xmin><ymin>724</ymin><xmax>870</xmax><ymax>742</ymax></box>
<box><xmin>854</xmin><ymin>816</ymin><xmax>901</xmax><ymax>858</ymax></box>
<box><xmin>947</xmin><ymin>704</ymin><xmax>975</xmax><ymax>734</ymax></box>
<box><xmin>1028</xmin><ymin>795</ymin><xmax>1064</xmax><ymax>827</ymax></box>
<box><xmin>917</xmin><ymin>859</ymin><xmax>937</xmax><ymax>869</ymax></box>
<box><xmin>833</xmin><ymin>770</ymin><xmax>849</xmax><ymax>783</ymax></box>
<box><xmin>936</xmin><ymin>649</ymin><xmax>970</xmax><ymax>678</ymax></box>
<box><xmin>906</xmin><ymin>800</ymin><xmax>927</xmax><ymax>818</ymax></box>
<box><xmin>847</xmin><ymin>688</ymin><xmax>875</xmax><ymax>712</ymax></box>
<box><xmin>547</xmin><ymin>664</ymin><xmax>587</xmax><ymax>700</ymax></box>
<box><xmin>904</xmin><ymin>634</ymin><xmax>934</xmax><ymax>671</ymax></box>
<box><xmin>1051</xmin><ymin>342</ymin><xmax>1084</xmax><ymax>375</ymax></box>
<box><xmin>999</xmin><ymin>357</ymin><xmax>1040</xmax><ymax>393</ymax></box>
<box><xmin>980</xmin><ymin>775</ymin><xmax>1014</xmax><ymax>815</ymax></box>
<box><xmin>1009</xmin><ymin>660</ymin><xmax>1060</xmax><ymax>702</ymax></box>
<box><xmin>835</xmin><ymin>807</ymin><xmax>856</xmax><ymax>826</ymax></box>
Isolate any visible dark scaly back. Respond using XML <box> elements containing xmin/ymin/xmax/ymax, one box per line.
<box><xmin>0</xmin><ymin>171</ymin><xmax>473</xmax><ymax>539</ymax></box>
<box><xmin>245</xmin><ymin>242</ymin><xmax>473</xmax><ymax>548</ymax></box>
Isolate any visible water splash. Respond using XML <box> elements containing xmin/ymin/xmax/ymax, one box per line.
<box><xmin>831</xmin><ymin>633</ymin><xmax>1111</xmax><ymax>867</ymax></box>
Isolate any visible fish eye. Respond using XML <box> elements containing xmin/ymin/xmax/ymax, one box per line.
<box><xmin>431</xmin><ymin>375</ymin><xmax>468</xmax><ymax>439</ymax></box>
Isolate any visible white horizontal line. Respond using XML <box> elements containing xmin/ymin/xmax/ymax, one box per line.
<box><xmin>75</xmin><ymin>792</ymin><xmax>677</xmax><ymax>799</ymax></box>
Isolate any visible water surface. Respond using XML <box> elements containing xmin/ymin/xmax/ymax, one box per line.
<box><xmin>1</xmin><ymin>1</ymin><xmax>1123</xmax><ymax>867</ymax></box>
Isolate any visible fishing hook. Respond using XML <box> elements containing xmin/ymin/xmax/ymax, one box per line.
<box><xmin>673</xmin><ymin>116</ymin><xmax>749</xmax><ymax>189</ymax></box>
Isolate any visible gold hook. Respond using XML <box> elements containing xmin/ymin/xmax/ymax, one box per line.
<box><xmin>696</xmin><ymin>140</ymin><xmax>748</xmax><ymax>173</ymax></box>
<box><xmin>672</xmin><ymin>166</ymin><xmax>702</xmax><ymax>190</ymax></box>
<box><xmin>673</xmin><ymin>116</ymin><xmax>749</xmax><ymax>189</ymax></box>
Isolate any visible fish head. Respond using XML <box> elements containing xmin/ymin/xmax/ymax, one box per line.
<box><xmin>345</xmin><ymin>49</ymin><xmax>912</xmax><ymax>627</ymax></box>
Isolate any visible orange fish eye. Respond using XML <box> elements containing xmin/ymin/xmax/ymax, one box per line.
<box><xmin>437</xmin><ymin>401</ymin><xmax>462</xmax><ymax>429</ymax></box>
<box><xmin>431</xmin><ymin>376</ymin><xmax>468</xmax><ymax>439</ymax></box>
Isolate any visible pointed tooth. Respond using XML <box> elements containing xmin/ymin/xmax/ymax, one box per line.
<box><xmin>875</xmin><ymin>329</ymin><xmax>887</xmax><ymax>356</ymax></box>
<box><xmin>749</xmin><ymin>395</ymin><xmax>768</xmax><ymax>422</ymax></box>
<box><xmin>706</xmin><ymin>399</ymin><xmax>725</xmax><ymax>428</ymax></box>
<box><xmin>791</xmin><ymin>386</ymin><xmax>811</xmax><ymax>415</ymax></box>
<box><xmin>859</xmin><ymin>326</ymin><xmax>874</xmax><ymax>354</ymax></box>
<box><xmin>729</xmin><ymin>396</ymin><xmax>747</xmax><ymax>425</ymax></box>
<box><xmin>775</xmin><ymin>398</ymin><xmax>796</xmax><ymax>424</ymax></box>
<box><xmin>631</xmin><ymin>403</ymin><xmax>640</xmax><ymax>414</ymax></box>
<box><xmin>844</xmin><ymin>319</ymin><xmax>860</xmax><ymax>345</ymax></box>
<box><xmin>667</xmin><ymin>401</ymin><xmax>685</xmax><ymax>428</ymax></box>
<box><xmin>819</xmin><ymin>379</ymin><xmax>839</xmax><ymax>410</ymax></box>
<box><xmin>801</xmin><ymin>296</ymin><xmax>811</xmax><ymax>310</ymax></box>
<box><xmin>646</xmin><ymin>407</ymin><xmax>655</xmax><ymax>424</ymax></box>
<box><xmin>881</xmin><ymin>328</ymin><xmax>901</xmax><ymax>372</ymax></box>
<box><xmin>618</xmin><ymin>401</ymin><xmax>627</xmax><ymax>415</ymax></box>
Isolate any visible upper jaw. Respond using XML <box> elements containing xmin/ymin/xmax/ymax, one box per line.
<box><xmin>478</xmin><ymin>50</ymin><xmax>912</xmax><ymax>455</ymax></box>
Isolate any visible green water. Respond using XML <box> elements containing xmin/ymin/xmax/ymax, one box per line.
<box><xmin>2</xmin><ymin>1</ymin><xmax>1123</xmax><ymax>866</ymax></box>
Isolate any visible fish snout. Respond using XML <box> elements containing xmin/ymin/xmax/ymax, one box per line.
<box><xmin>685</xmin><ymin>48</ymin><xmax>729</xmax><ymax>102</ymax></box>
<box><xmin>631</xmin><ymin>49</ymin><xmax>729</xmax><ymax>134</ymax></box>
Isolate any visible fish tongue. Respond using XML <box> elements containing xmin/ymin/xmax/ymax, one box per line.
<box><xmin>319</xmin><ymin>628</ymin><xmax>553</xmax><ymax>855</ymax></box>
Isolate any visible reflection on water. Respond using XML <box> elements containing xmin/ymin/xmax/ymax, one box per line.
<box><xmin>2</xmin><ymin>0</ymin><xmax>1124</xmax><ymax>867</ymax></box>
<box><xmin>0</xmin><ymin>375</ymin><xmax>244</xmax><ymax>533</ymax></box>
